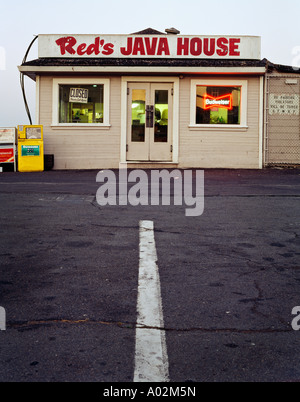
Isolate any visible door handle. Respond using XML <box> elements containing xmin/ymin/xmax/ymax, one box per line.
<box><xmin>146</xmin><ymin>105</ymin><xmax>154</xmax><ymax>128</ymax></box>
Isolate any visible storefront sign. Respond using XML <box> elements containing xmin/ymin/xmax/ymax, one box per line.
<box><xmin>0</xmin><ymin>147</ymin><xmax>14</xmax><ymax>163</ymax></box>
<box><xmin>39</xmin><ymin>34</ymin><xmax>261</xmax><ymax>60</ymax></box>
<box><xmin>269</xmin><ymin>94</ymin><xmax>299</xmax><ymax>115</ymax></box>
<box><xmin>69</xmin><ymin>88</ymin><xmax>88</xmax><ymax>103</ymax></box>
<box><xmin>21</xmin><ymin>145</ymin><xmax>40</xmax><ymax>156</ymax></box>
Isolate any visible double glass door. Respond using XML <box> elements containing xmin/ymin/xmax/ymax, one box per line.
<box><xmin>127</xmin><ymin>82</ymin><xmax>173</xmax><ymax>161</ymax></box>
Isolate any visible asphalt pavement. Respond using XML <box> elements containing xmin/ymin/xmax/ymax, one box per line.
<box><xmin>0</xmin><ymin>167</ymin><xmax>300</xmax><ymax>383</ymax></box>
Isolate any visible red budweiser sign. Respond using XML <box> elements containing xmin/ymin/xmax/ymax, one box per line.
<box><xmin>203</xmin><ymin>94</ymin><xmax>233</xmax><ymax>110</ymax></box>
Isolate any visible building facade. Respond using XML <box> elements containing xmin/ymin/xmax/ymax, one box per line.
<box><xmin>18</xmin><ymin>28</ymin><xmax>300</xmax><ymax>169</ymax></box>
<box><xmin>264</xmin><ymin>61</ymin><xmax>300</xmax><ymax>166</ymax></box>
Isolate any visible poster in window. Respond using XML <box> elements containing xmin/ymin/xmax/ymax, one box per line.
<box><xmin>69</xmin><ymin>88</ymin><xmax>89</xmax><ymax>104</ymax></box>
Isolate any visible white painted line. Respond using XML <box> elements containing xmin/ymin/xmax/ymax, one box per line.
<box><xmin>134</xmin><ymin>220</ymin><xmax>169</xmax><ymax>383</ymax></box>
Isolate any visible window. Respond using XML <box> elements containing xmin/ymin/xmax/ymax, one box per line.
<box><xmin>59</xmin><ymin>84</ymin><xmax>104</xmax><ymax>124</ymax></box>
<box><xmin>52</xmin><ymin>78</ymin><xmax>110</xmax><ymax>127</ymax></box>
<box><xmin>196</xmin><ymin>86</ymin><xmax>241</xmax><ymax>125</ymax></box>
<box><xmin>190</xmin><ymin>79</ymin><xmax>248</xmax><ymax>128</ymax></box>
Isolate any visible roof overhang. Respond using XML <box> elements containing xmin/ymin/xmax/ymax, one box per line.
<box><xmin>18</xmin><ymin>64</ymin><xmax>266</xmax><ymax>81</ymax></box>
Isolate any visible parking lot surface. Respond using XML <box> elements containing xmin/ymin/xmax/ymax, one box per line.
<box><xmin>0</xmin><ymin>168</ymin><xmax>300</xmax><ymax>382</ymax></box>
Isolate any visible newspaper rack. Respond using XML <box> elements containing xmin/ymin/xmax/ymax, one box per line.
<box><xmin>0</xmin><ymin>128</ymin><xmax>17</xmax><ymax>172</ymax></box>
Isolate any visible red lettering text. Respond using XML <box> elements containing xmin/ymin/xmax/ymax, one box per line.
<box><xmin>144</xmin><ymin>37</ymin><xmax>158</xmax><ymax>56</ymax></box>
<box><xmin>55</xmin><ymin>36</ymin><xmax>115</xmax><ymax>56</ymax></box>
<box><xmin>102</xmin><ymin>43</ymin><xmax>114</xmax><ymax>56</ymax></box>
<box><xmin>86</xmin><ymin>37</ymin><xmax>100</xmax><ymax>55</ymax></box>
<box><xmin>132</xmin><ymin>37</ymin><xmax>146</xmax><ymax>56</ymax></box>
<box><xmin>216</xmin><ymin>37</ymin><xmax>229</xmax><ymax>56</ymax></box>
<box><xmin>77</xmin><ymin>43</ymin><xmax>87</xmax><ymax>56</ymax></box>
<box><xmin>121</xmin><ymin>37</ymin><xmax>170</xmax><ymax>56</ymax></box>
<box><xmin>203</xmin><ymin>38</ymin><xmax>215</xmax><ymax>56</ymax></box>
<box><xmin>176</xmin><ymin>36</ymin><xmax>241</xmax><ymax>58</ymax></box>
<box><xmin>229</xmin><ymin>38</ymin><xmax>240</xmax><ymax>56</ymax></box>
<box><xmin>120</xmin><ymin>37</ymin><xmax>132</xmax><ymax>55</ymax></box>
<box><xmin>190</xmin><ymin>38</ymin><xmax>202</xmax><ymax>56</ymax></box>
<box><xmin>157</xmin><ymin>38</ymin><xmax>170</xmax><ymax>56</ymax></box>
<box><xmin>177</xmin><ymin>37</ymin><xmax>189</xmax><ymax>56</ymax></box>
<box><xmin>56</xmin><ymin>36</ymin><xmax>77</xmax><ymax>55</ymax></box>
<box><xmin>54</xmin><ymin>35</ymin><xmax>242</xmax><ymax>59</ymax></box>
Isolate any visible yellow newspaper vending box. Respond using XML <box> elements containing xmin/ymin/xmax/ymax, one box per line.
<box><xmin>18</xmin><ymin>125</ymin><xmax>44</xmax><ymax>172</ymax></box>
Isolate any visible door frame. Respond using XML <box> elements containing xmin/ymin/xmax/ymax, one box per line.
<box><xmin>120</xmin><ymin>76</ymin><xmax>179</xmax><ymax>164</ymax></box>
<box><xmin>126</xmin><ymin>82</ymin><xmax>174</xmax><ymax>162</ymax></box>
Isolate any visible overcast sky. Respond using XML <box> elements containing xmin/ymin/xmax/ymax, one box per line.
<box><xmin>0</xmin><ymin>0</ymin><xmax>300</xmax><ymax>127</ymax></box>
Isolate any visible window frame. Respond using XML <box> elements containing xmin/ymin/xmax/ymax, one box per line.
<box><xmin>189</xmin><ymin>79</ymin><xmax>248</xmax><ymax>129</ymax></box>
<box><xmin>52</xmin><ymin>78</ymin><xmax>110</xmax><ymax>127</ymax></box>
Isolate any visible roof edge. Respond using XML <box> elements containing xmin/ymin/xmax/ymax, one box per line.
<box><xmin>130</xmin><ymin>27</ymin><xmax>166</xmax><ymax>35</ymax></box>
<box><xmin>264</xmin><ymin>58</ymin><xmax>300</xmax><ymax>74</ymax></box>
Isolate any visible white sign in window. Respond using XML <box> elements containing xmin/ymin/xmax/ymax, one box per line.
<box><xmin>69</xmin><ymin>88</ymin><xmax>89</xmax><ymax>104</ymax></box>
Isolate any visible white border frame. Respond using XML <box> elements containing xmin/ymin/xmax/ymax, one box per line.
<box><xmin>52</xmin><ymin>78</ymin><xmax>110</xmax><ymax>127</ymax></box>
<box><xmin>120</xmin><ymin>76</ymin><xmax>179</xmax><ymax>164</ymax></box>
<box><xmin>189</xmin><ymin>79</ymin><xmax>248</xmax><ymax>129</ymax></box>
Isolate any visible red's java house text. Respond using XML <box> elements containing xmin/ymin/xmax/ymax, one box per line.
<box><xmin>55</xmin><ymin>36</ymin><xmax>241</xmax><ymax>57</ymax></box>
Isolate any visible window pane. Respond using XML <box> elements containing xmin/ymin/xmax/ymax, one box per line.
<box><xmin>196</xmin><ymin>86</ymin><xmax>241</xmax><ymax>125</ymax></box>
<box><xmin>59</xmin><ymin>84</ymin><xmax>104</xmax><ymax>124</ymax></box>
<box><xmin>131</xmin><ymin>89</ymin><xmax>146</xmax><ymax>142</ymax></box>
<box><xmin>154</xmin><ymin>90</ymin><xmax>168</xmax><ymax>143</ymax></box>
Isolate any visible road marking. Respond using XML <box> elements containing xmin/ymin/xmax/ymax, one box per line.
<box><xmin>134</xmin><ymin>220</ymin><xmax>169</xmax><ymax>383</ymax></box>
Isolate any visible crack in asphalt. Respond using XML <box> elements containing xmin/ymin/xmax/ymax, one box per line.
<box><xmin>7</xmin><ymin>318</ymin><xmax>292</xmax><ymax>334</ymax></box>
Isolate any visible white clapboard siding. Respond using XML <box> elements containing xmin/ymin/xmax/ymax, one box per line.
<box><xmin>39</xmin><ymin>76</ymin><xmax>121</xmax><ymax>169</ymax></box>
<box><xmin>38</xmin><ymin>74</ymin><xmax>261</xmax><ymax>169</ymax></box>
<box><xmin>178</xmin><ymin>76</ymin><xmax>261</xmax><ymax>169</ymax></box>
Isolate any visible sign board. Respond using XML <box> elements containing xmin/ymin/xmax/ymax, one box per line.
<box><xmin>21</xmin><ymin>145</ymin><xmax>40</xmax><ymax>156</ymax></box>
<box><xmin>204</xmin><ymin>94</ymin><xmax>233</xmax><ymax>110</ymax></box>
<box><xmin>0</xmin><ymin>127</ymin><xmax>16</xmax><ymax>170</ymax></box>
<box><xmin>38</xmin><ymin>34</ymin><xmax>261</xmax><ymax>60</ymax></box>
<box><xmin>0</xmin><ymin>147</ymin><xmax>14</xmax><ymax>163</ymax></box>
<box><xmin>0</xmin><ymin>127</ymin><xmax>16</xmax><ymax>143</ymax></box>
<box><xmin>69</xmin><ymin>88</ymin><xmax>88</xmax><ymax>103</ymax></box>
<box><xmin>269</xmin><ymin>94</ymin><xmax>299</xmax><ymax>115</ymax></box>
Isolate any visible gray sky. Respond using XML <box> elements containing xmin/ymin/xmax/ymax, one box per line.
<box><xmin>0</xmin><ymin>0</ymin><xmax>300</xmax><ymax>127</ymax></box>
